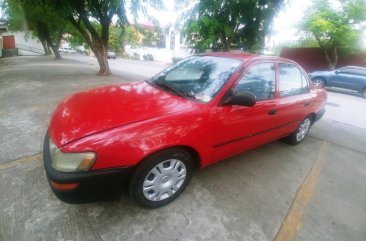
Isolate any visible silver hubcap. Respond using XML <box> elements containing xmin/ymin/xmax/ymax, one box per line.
<box><xmin>296</xmin><ymin>118</ymin><xmax>311</xmax><ymax>142</ymax></box>
<box><xmin>313</xmin><ymin>79</ymin><xmax>324</xmax><ymax>87</ymax></box>
<box><xmin>143</xmin><ymin>159</ymin><xmax>186</xmax><ymax>201</ymax></box>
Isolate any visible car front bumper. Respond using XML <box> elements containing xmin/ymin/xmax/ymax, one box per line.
<box><xmin>43</xmin><ymin>135</ymin><xmax>134</xmax><ymax>203</ymax></box>
<box><xmin>314</xmin><ymin>108</ymin><xmax>325</xmax><ymax>123</ymax></box>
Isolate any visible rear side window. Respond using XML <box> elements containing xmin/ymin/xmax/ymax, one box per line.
<box><xmin>233</xmin><ymin>63</ymin><xmax>276</xmax><ymax>101</ymax></box>
<box><xmin>279</xmin><ymin>64</ymin><xmax>308</xmax><ymax>97</ymax></box>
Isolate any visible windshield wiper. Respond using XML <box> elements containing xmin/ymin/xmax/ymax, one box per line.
<box><xmin>153</xmin><ymin>78</ymin><xmax>189</xmax><ymax>99</ymax></box>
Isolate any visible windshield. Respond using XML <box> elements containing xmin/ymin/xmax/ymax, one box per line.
<box><xmin>149</xmin><ymin>56</ymin><xmax>242</xmax><ymax>103</ymax></box>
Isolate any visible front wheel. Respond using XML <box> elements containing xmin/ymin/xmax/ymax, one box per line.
<box><xmin>284</xmin><ymin>117</ymin><xmax>312</xmax><ymax>145</ymax></box>
<box><xmin>129</xmin><ymin>148</ymin><xmax>193</xmax><ymax>208</ymax></box>
<box><xmin>312</xmin><ymin>78</ymin><xmax>325</xmax><ymax>88</ymax></box>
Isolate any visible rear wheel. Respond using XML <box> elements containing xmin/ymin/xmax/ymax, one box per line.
<box><xmin>129</xmin><ymin>148</ymin><xmax>193</xmax><ymax>208</ymax></box>
<box><xmin>284</xmin><ymin>117</ymin><xmax>312</xmax><ymax>145</ymax></box>
<box><xmin>312</xmin><ymin>78</ymin><xmax>325</xmax><ymax>88</ymax></box>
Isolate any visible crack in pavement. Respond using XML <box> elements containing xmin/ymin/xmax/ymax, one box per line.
<box><xmin>0</xmin><ymin>153</ymin><xmax>42</xmax><ymax>170</ymax></box>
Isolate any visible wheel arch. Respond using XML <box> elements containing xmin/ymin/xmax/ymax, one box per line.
<box><xmin>308</xmin><ymin>113</ymin><xmax>316</xmax><ymax>125</ymax></box>
<box><xmin>139</xmin><ymin>145</ymin><xmax>202</xmax><ymax>170</ymax></box>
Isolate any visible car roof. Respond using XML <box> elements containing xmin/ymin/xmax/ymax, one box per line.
<box><xmin>340</xmin><ymin>66</ymin><xmax>366</xmax><ymax>70</ymax></box>
<box><xmin>201</xmin><ymin>52</ymin><xmax>296</xmax><ymax>63</ymax></box>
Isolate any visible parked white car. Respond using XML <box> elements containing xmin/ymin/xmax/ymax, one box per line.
<box><xmin>59</xmin><ymin>47</ymin><xmax>76</xmax><ymax>54</ymax></box>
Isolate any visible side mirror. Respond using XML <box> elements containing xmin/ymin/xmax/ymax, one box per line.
<box><xmin>157</xmin><ymin>75</ymin><xmax>166</xmax><ymax>82</ymax></box>
<box><xmin>222</xmin><ymin>90</ymin><xmax>256</xmax><ymax>107</ymax></box>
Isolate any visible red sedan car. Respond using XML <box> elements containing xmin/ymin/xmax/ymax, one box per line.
<box><xmin>44</xmin><ymin>53</ymin><xmax>327</xmax><ymax>208</ymax></box>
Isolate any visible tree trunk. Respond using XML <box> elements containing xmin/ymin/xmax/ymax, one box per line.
<box><xmin>52</xmin><ymin>29</ymin><xmax>63</xmax><ymax>60</ymax></box>
<box><xmin>314</xmin><ymin>34</ymin><xmax>337</xmax><ymax>70</ymax></box>
<box><xmin>40</xmin><ymin>39</ymin><xmax>50</xmax><ymax>55</ymax></box>
<box><xmin>50</xmin><ymin>45</ymin><xmax>61</xmax><ymax>59</ymax></box>
<box><xmin>69</xmin><ymin>13</ymin><xmax>112</xmax><ymax>76</ymax></box>
<box><xmin>332</xmin><ymin>47</ymin><xmax>339</xmax><ymax>70</ymax></box>
<box><xmin>93</xmin><ymin>46</ymin><xmax>111</xmax><ymax>76</ymax></box>
<box><xmin>323</xmin><ymin>48</ymin><xmax>336</xmax><ymax>70</ymax></box>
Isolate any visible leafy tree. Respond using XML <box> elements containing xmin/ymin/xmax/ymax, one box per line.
<box><xmin>300</xmin><ymin>0</ymin><xmax>366</xmax><ymax>69</ymax></box>
<box><xmin>109</xmin><ymin>25</ymin><xmax>125</xmax><ymax>54</ymax></box>
<box><xmin>6</xmin><ymin>0</ymin><xmax>64</xmax><ymax>59</ymax></box>
<box><xmin>57</xmin><ymin>0</ymin><xmax>162</xmax><ymax>76</ymax></box>
<box><xmin>182</xmin><ymin>0</ymin><xmax>284</xmax><ymax>53</ymax></box>
<box><xmin>137</xmin><ymin>25</ymin><xmax>165</xmax><ymax>48</ymax></box>
<box><xmin>125</xmin><ymin>25</ymin><xmax>141</xmax><ymax>47</ymax></box>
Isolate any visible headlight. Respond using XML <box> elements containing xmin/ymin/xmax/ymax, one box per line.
<box><xmin>49</xmin><ymin>138</ymin><xmax>96</xmax><ymax>172</ymax></box>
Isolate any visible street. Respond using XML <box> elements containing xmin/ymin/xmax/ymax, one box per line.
<box><xmin>0</xmin><ymin>56</ymin><xmax>365</xmax><ymax>241</ymax></box>
<box><xmin>62</xmin><ymin>54</ymin><xmax>169</xmax><ymax>81</ymax></box>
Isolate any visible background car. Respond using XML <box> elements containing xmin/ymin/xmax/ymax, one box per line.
<box><xmin>44</xmin><ymin>53</ymin><xmax>327</xmax><ymax>208</ymax></box>
<box><xmin>309</xmin><ymin>66</ymin><xmax>366</xmax><ymax>98</ymax></box>
<box><xmin>59</xmin><ymin>47</ymin><xmax>77</xmax><ymax>54</ymax></box>
<box><xmin>143</xmin><ymin>54</ymin><xmax>154</xmax><ymax>61</ymax></box>
<box><xmin>107</xmin><ymin>51</ymin><xmax>116</xmax><ymax>59</ymax></box>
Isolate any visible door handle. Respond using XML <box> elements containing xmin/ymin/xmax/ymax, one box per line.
<box><xmin>268</xmin><ymin>109</ymin><xmax>277</xmax><ymax>115</ymax></box>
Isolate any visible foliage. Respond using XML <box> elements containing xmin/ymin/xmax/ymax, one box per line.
<box><xmin>55</xmin><ymin>0</ymin><xmax>163</xmax><ymax>75</ymax></box>
<box><xmin>182</xmin><ymin>0</ymin><xmax>284</xmax><ymax>53</ymax></box>
<box><xmin>125</xmin><ymin>25</ymin><xmax>141</xmax><ymax>46</ymax></box>
<box><xmin>137</xmin><ymin>25</ymin><xmax>165</xmax><ymax>48</ymax></box>
<box><xmin>300</xmin><ymin>0</ymin><xmax>366</xmax><ymax>69</ymax></box>
<box><xmin>109</xmin><ymin>25</ymin><xmax>128</xmax><ymax>54</ymax></box>
<box><xmin>6</xmin><ymin>0</ymin><xmax>65</xmax><ymax>59</ymax></box>
<box><xmin>0</xmin><ymin>0</ymin><xmax>8</xmax><ymax>19</ymax></box>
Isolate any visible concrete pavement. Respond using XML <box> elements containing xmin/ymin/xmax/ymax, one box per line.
<box><xmin>0</xmin><ymin>56</ymin><xmax>123</xmax><ymax>163</ymax></box>
<box><xmin>1</xmin><ymin>56</ymin><xmax>365</xmax><ymax>241</ymax></box>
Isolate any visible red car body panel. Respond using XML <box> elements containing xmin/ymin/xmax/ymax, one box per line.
<box><xmin>49</xmin><ymin>54</ymin><xmax>327</xmax><ymax>171</ymax></box>
<box><xmin>49</xmin><ymin>82</ymin><xmax>196</xmax><ymax>147</ymax></box>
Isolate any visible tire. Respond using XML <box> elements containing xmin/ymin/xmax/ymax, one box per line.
<box><xmin>284</xmin><ymin>117</ymin><xmax>312</xmax><ymax>145</ymax></box>
<box><xmin>312</xmin><ymin>78</ymin><xmax>325</xmax><ymax>88</ymax></box>
<box><xmin>129</xmin><ymin>148</ymin><xmax>193</xmax><ymax>208</ymax></box>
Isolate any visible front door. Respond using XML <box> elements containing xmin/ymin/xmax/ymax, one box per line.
<box><xmin>211</xmin><ymin>62</ymin><xmax>280</xmax><ymax>162</ymax></box>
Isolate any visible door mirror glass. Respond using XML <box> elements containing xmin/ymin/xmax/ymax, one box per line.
<box><xmin>223</xmin><ymin>90</ymin><xmax>256</xmax><ymax>107</ymax></box>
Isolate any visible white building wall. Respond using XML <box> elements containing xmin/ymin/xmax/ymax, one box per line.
<box><xmin>2</xmin><ymin>31</ymin><xmax>44</xmax><ymax>55</ymax></box>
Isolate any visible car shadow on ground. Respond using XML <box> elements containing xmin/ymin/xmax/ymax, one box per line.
<box><xmin>325</xmin><ymin>87</ymin><xmax>363</xmax><ymax>98</ymax></box>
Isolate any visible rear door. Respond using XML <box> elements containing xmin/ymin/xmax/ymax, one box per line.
<box><xmin>276</xmin><ymin>63</ymin><xmax>313</xmax><ymax>134</ymax></box>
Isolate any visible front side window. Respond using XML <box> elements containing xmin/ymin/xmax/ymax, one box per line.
<box><xmin>279</xmin><ymin>64</ymin><xmax>308</xmax><ymax>97</ymax></box>
<box><xmin>233</xmin><ymin>63</ymin><xmax>276</xmax><ymax>101</ymax></box>
<box><xmin>340</xmin><ymin>67</ymin><xmax>366</xmax><ymax>76</ymax></box>
<box><xmin>150</xmin><ymin>56</ymin><xmax>242</xmax><ymax>103</ymax></box>
<box><xmin>338</xmin><ymin>67</ymin><xmax>354</xmax><ymax>75</ymax></box>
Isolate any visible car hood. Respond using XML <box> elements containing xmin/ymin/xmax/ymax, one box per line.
<box><xmin>49</xmin><ymin>81</ymin><xmax>195</xmax><ymax>147</ymax></box>
<box><xmin>309</xmin><ymin>70</ymin><xmax>334</xmax><ymax>76</ymax></box>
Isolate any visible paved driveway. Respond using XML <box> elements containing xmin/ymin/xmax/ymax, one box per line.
<box><xmin>0</xmin><ymin>56</ymin><xmax>365</xmax><ymax>241</ymax></box>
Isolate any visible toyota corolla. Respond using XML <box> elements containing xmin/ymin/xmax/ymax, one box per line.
<box><xmin>43</xmin><ymin>53</ymin><xmax>327</xmax><ymax>208</ymax></box>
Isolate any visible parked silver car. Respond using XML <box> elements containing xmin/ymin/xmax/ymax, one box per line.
<box><xmin>107</xmin><ymin>51</ymin><xmax>116</xmax><ymax>59</ymax></box>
